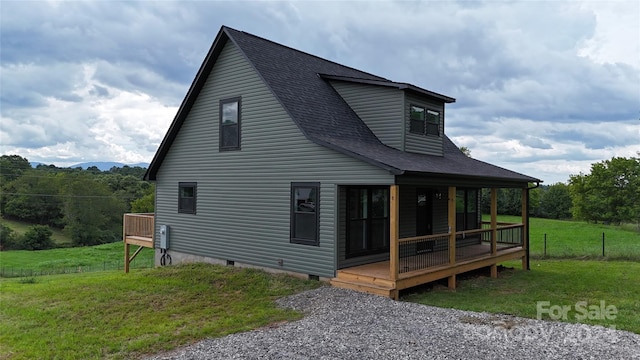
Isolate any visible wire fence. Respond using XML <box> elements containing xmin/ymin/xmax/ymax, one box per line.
<box><xmin>530</xmin><ymin>232</ymin><xmax>640</xmax><ymax>260</ymax></box>
<box><xmin>0</xmin><ymin>257</ymin><xmax>155</xmax><ymax>278</ymax></box>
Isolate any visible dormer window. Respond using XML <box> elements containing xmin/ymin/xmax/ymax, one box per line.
<box><xmin>410</xmin><ymin>105</ymin><xmax>440</xmax><ymax>136</ymax></box>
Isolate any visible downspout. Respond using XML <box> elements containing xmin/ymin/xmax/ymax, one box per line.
<box><xmin>526</xmin><ymin>181</ymin><xmax>541</xmax><ymax>270</ymax></box>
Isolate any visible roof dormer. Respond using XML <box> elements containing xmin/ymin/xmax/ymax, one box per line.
<box><xmin>324</xmin><ymin>74</ymin><xmax>454</xmax><ymax>156</ymax></box>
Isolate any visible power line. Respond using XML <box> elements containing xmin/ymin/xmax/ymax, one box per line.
<box><xmin>0</xmin><ymin>192</ymin><xmax>137</xmax><ymax>199</ymax></box>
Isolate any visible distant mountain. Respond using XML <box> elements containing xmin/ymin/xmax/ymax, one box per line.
<box><xmin>69</xmin><ymin>162</ymin><xmax>149</xmax><ymax>171</ymax></box>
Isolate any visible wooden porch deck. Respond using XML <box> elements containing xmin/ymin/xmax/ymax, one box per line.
<box><xmin>123</xmin><ymin>213</ymin><xmax>155</xmax><ymax>273</ymax></box>
<box><xmin>331</xmin><ymin>245</ymin><xmax>525</xmax><ymax>299</ymax></box>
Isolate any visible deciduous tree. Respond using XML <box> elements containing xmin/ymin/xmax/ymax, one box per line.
<box><xmin>569</xmin><ymin>155</ymin><xmax>640</xmax><ymax>225</ymax></box>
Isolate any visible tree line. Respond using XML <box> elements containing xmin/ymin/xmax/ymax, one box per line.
<box><xmin>0</xmin><ymin>155</ymin><xmax>154</xmax><ymax>250</ymax></box>
<box><xmin>1</xmin><ymin>152</ymin><xmax>638</xmax><ymax>250</ymax></box>
<box><xmin>481</xmin><ymin>155</ymin><xmax>640</xmax><ymax>227</ymax></box>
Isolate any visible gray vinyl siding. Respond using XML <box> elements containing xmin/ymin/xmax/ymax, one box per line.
<box><xmin>330</xmin><ymin>81</ymin><xmax>404</xmax><ymax>150</ymax></box>
<box><xmin>398</xmin><ymin>186</ymin><xmax>416</xmax><ymax>239</ymax></box>
<box><xmin>432</xmin><ymin>195</ymin><xmax>449</xmax><ymax>234</ymax></box>
<box><xmin>153</xmin><ymin>41</ymin><xmax>393</xmax><ymax>279</ymax></box>
<box><xmin>398</xmin><ymin>185</ymin><xmax>448</xmax><ymax>238</ymax></box>
<box><xmin>404</xmin><ymin>93</ymin><xmax>445</xmax><ymax>156</ymax></box>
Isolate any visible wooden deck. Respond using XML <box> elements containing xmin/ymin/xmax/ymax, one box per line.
<box><xmin>331</xmin><ymin>245</ymin><xmax>525</xmax><ymax>299</ymax></box>
<box><xmin>123</xmin><ymin>213</ymin><xmax>155</xmax><ymax>273</ymax></box>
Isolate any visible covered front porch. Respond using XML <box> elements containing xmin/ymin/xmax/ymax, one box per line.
<box><xmin>331</xmin><ymin>186</ymin><xmax>529</xmax><ymax>299</ymax></box>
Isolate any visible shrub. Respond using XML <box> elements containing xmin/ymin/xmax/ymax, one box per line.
<box><xmin>22</xmin><ymin>225</ymin><xmax>55</xmax><ymax>250</ymax></box>
<box><xmin>0</xmin><ymin>223</ymin><xmax>20</xmax><ymax>250</ymax></box>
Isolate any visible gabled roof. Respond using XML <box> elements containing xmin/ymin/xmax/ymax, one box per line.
<box><xmin>145</xmin><ymin>26</ymin><xmax>540</xmax><ymax>185</ymax></box>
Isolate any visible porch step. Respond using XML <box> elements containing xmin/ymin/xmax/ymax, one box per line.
<box><xmin>330</xmin><ymin>270</ymin><xmax>398</xmax><ymax>299</ymax></box>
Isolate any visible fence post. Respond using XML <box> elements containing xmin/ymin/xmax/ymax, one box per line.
<box><xmin>544</xmin><ymin>233</ymin><xmax>547</xmax><ymax>257</ymax></box>
<box><xmin>602</xmin><ymin>232</ymin><xmax>605</xmax><ymax>257</ymax></box>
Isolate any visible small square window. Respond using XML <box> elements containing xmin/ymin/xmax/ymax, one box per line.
<box><xmin>220</xmin><ymin>97</ymin><xmax>241</xmax><ymax>151</ymax></box>
<box><xmin>178</xmin><ymin>182</ymin><xmax>197</xmax><ymax>214</ymax></box>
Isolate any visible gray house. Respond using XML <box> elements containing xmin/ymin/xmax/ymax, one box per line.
<box><xmin>123</xmin><ymin>26</ymin><xmax>541</xmax><ymax>298</ymax></box>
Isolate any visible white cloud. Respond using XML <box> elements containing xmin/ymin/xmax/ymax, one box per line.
<box><xmin>0</xmin><ymin>0</ymin><xmax>638</xmax><ymax>185</ymax></box>
<box><xmin>577</xmin><ymin>1</ymin><xmax>640</xmax><ymax>68</ymax></box>
<box><xmin>1</xmin><ymin>62</ymin><xmax>176</xmax><ymax>164</ymax></box>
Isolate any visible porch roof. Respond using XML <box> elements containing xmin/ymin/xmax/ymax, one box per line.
<box><xmin>317</xmin><ymin>135</ymin><xmax>540</xmax><ymax>185</ymax></box>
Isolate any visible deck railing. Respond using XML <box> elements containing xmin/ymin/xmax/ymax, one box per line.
<box><xmin>456</xmin><ymin>228</ymin><xmax>492</xmax><ymax>261</ymax></box>
<box><xmin>495</xmin><ymin>224</ymin><xmax>523</xmax><ymax>248</ymax></box>
<box><xmin>481</xmin><ymin>221</ymin><xmax>524</xmax><ymax>248</ymax></box>
<box><xmin>394</xmin><ymin>222</ymin><xmax>524</xmax><ymax>275</ymax></box>
<box><xmin>123</xmin><ymin>213</ymin><xmax>155</xmax><ymax>239</ymax></box>
<box><xmin>398</xmin><ymin>234</ymin><xmax>450</xmax><ymax>273</ymax></box>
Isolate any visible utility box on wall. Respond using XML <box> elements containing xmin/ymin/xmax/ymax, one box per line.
<box><xmin>160</xmin><ymin>225</ymin><xmax>169</xmax><ymax>249</ymax></box>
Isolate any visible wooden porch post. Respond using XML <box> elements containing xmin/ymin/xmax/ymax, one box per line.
<box><xmin>124</xmin><ymin>242</ymin><xmax>130</xmax><ymax>273</ymax></box>
<box><xmin>490</xmin><ymin>188</ymin><xmax>498</xmax><ymax>278</ymax></box>
<box><xmin>390</xmin><ymin>185</ymin><xmax>399</xmax><ymax>282</ymax></box>
<box><xmin>123</xmin><ymin>214</ymin><xmax>130</xmax><ymax>274</ymax></box>
<box><xmin>447</xmin><ymin>186</ymin><xmax>456</xmax><ymax>289</ymax></box>
<box><xmin>521</xmin><ymin>188</ymin><xmax>529</xmax><ymax>270</ymax></box>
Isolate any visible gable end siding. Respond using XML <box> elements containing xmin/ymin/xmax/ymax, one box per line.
<box><xmin>154</xmin><ymin>41</ymin><xmax>393</xmax><ymax>278</ymax></box>
<box><xmin>330</xmin><ymin>81</ymin><xmax>404</xmax><ymax>150</ymax></box>
<box><xmin>404</xmin><ymin>93</ymin><xmax>445</xmax><ymax>156</ymax></box>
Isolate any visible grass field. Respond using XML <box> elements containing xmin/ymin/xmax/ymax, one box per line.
<box><xmin>0</xmin><ymin>242</ymin><xmax>154</xmax><ymax>277</ymax></box>
<box><xmin>1</xmin><ymin>215</ymin><xmax>638</xmax><ymax>358</ymax></box>
<box><xmin>403</xmin><ymin>259</ymin><xmax>640</xmax><ymax>334</ymax></box>
<box><xmin>0</xmin><ymin>264</ymin><xmax>322</xmax><ymax>360</ymax></box>
<box><xmin>2</xmin><ymin>261</ymin><xmax>638</xmax><ymax>359</ymax></box>
<box><xmin>1</xmin><ymin>218</ymin><xmax>71</xmax><ymax>246</ymax></box>
<box><xmin>488</xmin><ymin>215</ymin><xmax>640</xmax><ymax>260</ymax></box>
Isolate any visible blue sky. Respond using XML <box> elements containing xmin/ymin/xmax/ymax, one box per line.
<box><xmin>1</xmin><ymin>0</ymin><xmax>638</xmax><ymax>184</ymax></box>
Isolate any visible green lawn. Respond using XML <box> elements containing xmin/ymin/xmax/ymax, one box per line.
<box><xmin>0</xmin><ymin>263</ymin><xmax>322</xmax><ymax>360</ymax></box>
<box><xmin>403</xmin><ymin>259</ymin><xmax>640</xmax><ymax>334</ymax></box>
<box><xmin>486</xmin><ymin>215</ymin><xmax>640</xmax><ymax>260</ymax></box>
<box><xmin>0</xmin><ymin>242</ymin><xmax>154</xmax><ymax>277</ymax></box>
<box><xmin>1</xmin><ymin>218</ymin><xmax>71</xmax><ymax>246</ymax></box>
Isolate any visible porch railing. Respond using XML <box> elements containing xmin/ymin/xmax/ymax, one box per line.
<box><xmin>496</xmin><ymin>224</ymin><xmax>523</xmax><ymax>248</ymax></box>
<box><xmin>395</xmin><ymin>223</ymin><xmax>524</xmax><ymax>275</ymax></box>
<box><xmin>456</xmin><ymin>228</ymin><xmax>492</xmax><ymax>261</ymax></box>
<box><xmin>481</xmin><ymin>221</ymin><xmax>524</xmax><ymax>248</ymax></box>
<box><xmin>398</xmin><ymin>234</ymin><xmax>450</xmax><ymax>273</ymax></box>
<box><xmin>123</xmin><ymin>213</ymin><xmax>155</xmax><ymax>239</ymax></box>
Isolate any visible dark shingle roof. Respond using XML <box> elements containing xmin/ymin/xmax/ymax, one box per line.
<box><xmin>319</xmin><ymin>74</ymin><xmax>456</xmax><ymax>104</ymax></box>
<box><xmin>146</xmin><ymin>26</ymin><xmax>540</xmax><ymax>185</ymax></box>
<box><xmin>225</xmin><ymin>27</ymin><xmax>386</xmax><ymax>144</ymax></box>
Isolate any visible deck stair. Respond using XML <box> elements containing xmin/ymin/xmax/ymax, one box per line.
<box><xmin>331</xmin><ymin>269</ymin><xmax>398</xmax><ymax>299</ymax></box>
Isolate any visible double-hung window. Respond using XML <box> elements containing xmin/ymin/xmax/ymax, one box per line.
<box><xmin>178</xmin><ymin>182</ymin><xmax>197</xmax><ymax>214</ymax></box>
<box><xmin>220</xmin><ymin>97</ymin><xmax>241</xmax><ymax>151</ymax></box>
<box><xmin>290</xmin><ymin>183</ymin><xmax>319</xmax><ymax>245</ymax></box>
<box><xmin>409</xmin><ymin>104</ymin><xmax>440</xmax><ymax>136</ymax></box>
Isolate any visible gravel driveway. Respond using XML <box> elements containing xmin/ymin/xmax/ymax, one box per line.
<box><xmin>146</xmin><ymin>287</ymin><xmax>640</xmax><ymax>359</ymax></box>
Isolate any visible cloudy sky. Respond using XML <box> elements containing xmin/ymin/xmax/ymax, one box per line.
<box><xmin>1</xmin><ymin>1</ymin><xmax>638</xmax><ymax>184</ymax></box>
